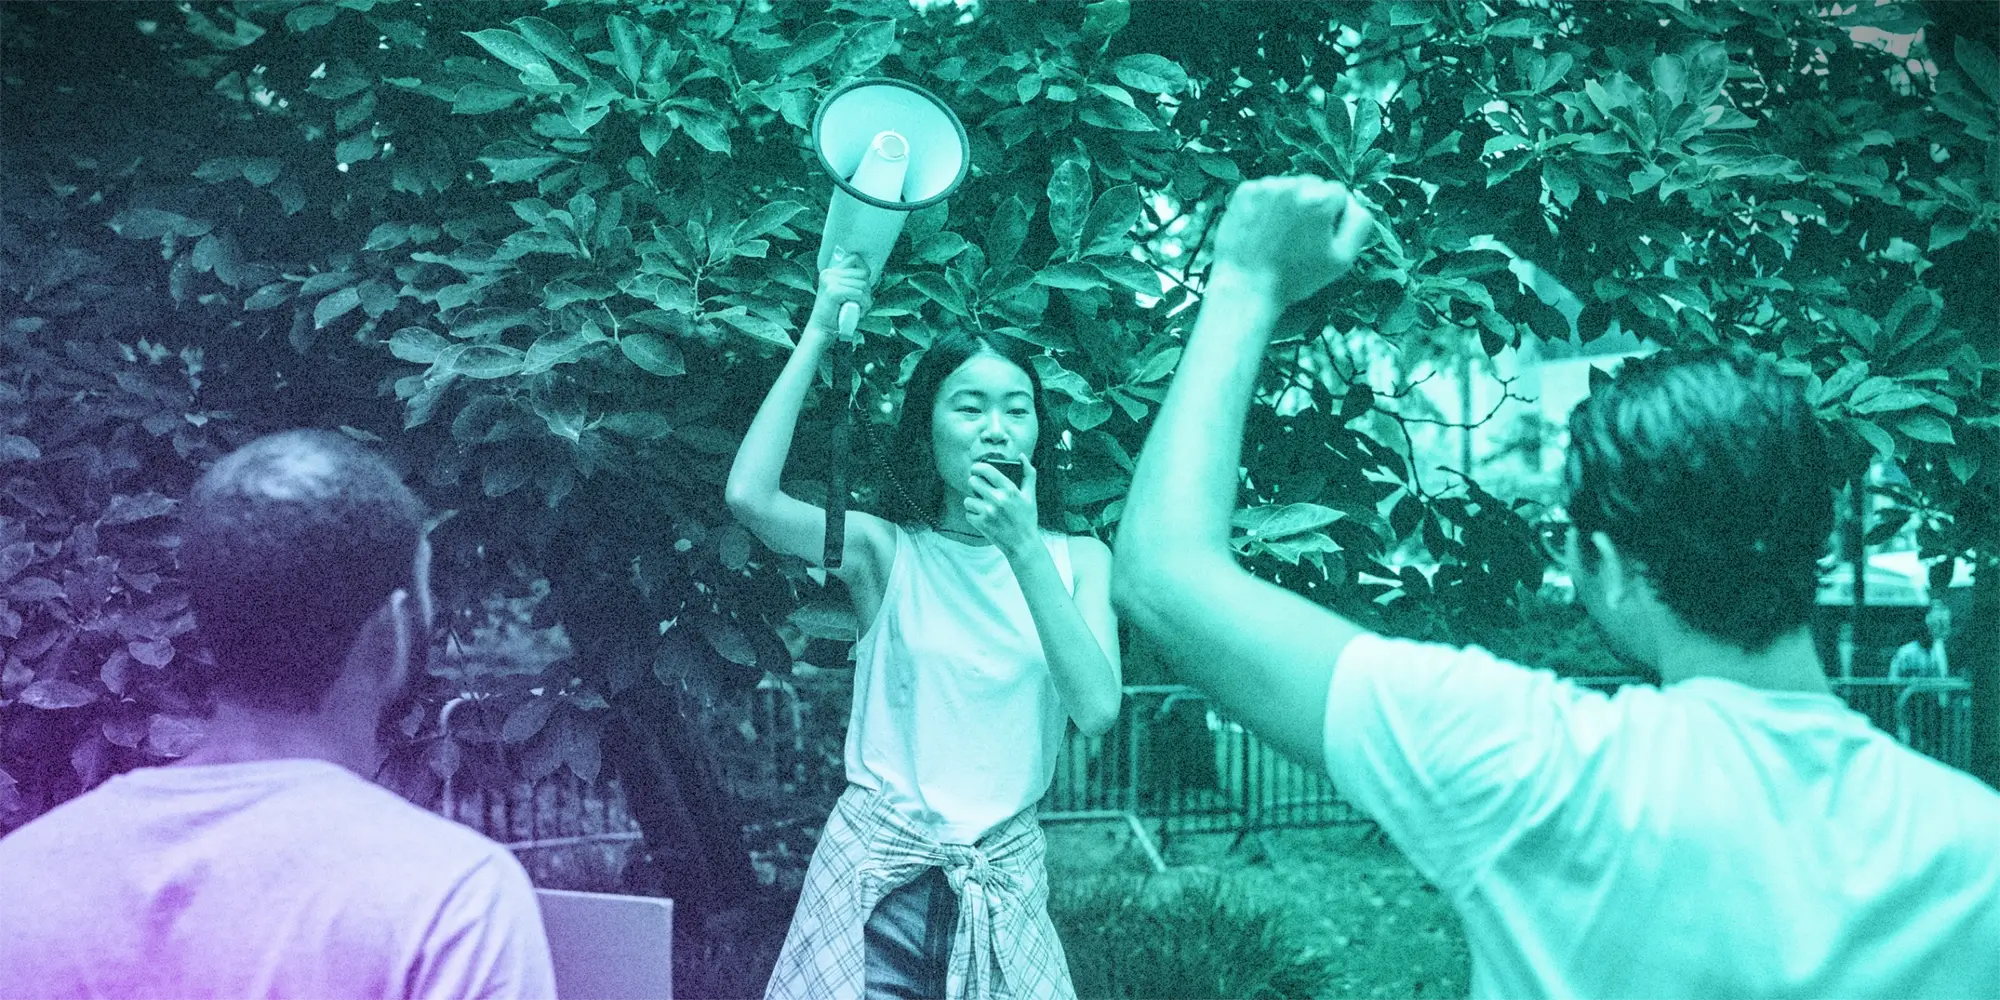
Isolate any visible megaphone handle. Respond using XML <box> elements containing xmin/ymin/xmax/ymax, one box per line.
<box><xmin>837</xmin><ymin>301</ymin><xmax>860</xmax><ymax>342</ymax></box>
<box><xmin>822</xmin><ymin>335</ymin><xmax>855</xmax><ymax>571</ymax></box>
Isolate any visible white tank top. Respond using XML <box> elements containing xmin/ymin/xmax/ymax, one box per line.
<box><xmin>845</xmin><ymin>526</ymin><xmax>1074</xmax><ymax>845</ymax></box>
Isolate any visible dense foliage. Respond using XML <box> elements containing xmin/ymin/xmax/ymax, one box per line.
<box><xmin>3</xmin><ymin>0</ymin><xmax>1995</xmax><ymax>881</ymax></box>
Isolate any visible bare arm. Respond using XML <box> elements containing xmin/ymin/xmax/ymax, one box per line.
<box><xmin>964</xmin><ymin>462</ymin><xmax>1123</xmax><ymax>736</ymax></box>
<box><xmin>724</xmin><ymin>256</ymin><xmax>895</xmax><ymax>598</ymax></box>
<box><xmin>1112</xmin><ymin>177</ymin><xmax>1375</xmax><ymax>769</ymax></box>
<box><xmin>1009</xmin><ymin>534</ymin><xmax>1122</xmax><ymax>736</ymax></box>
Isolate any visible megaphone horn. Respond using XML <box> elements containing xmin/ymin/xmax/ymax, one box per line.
<box><xmin>813</xmin><ymin>77</ymin><xmax>970</xmax><ymax>284</ymax></box>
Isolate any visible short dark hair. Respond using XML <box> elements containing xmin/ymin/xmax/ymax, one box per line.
<box><xmin>180</xmin><ymin>430</ymin><xmax>426</xmax><ymax>711</ymax></box>
<box><xmin>880</xmin><ymin>330</ymin><xmax>1066</xmax><ymax>531</ymax></box>
<box><xmin>1563</xmin><ymin>346</ymin><xmax>1835</xmax><ymax>653</ymax></box>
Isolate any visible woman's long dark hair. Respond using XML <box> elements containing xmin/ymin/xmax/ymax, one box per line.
<box><xmin>879</xmin><ymin>329</ymin><xmax>1067</xmax><ymax>532</ymax></box>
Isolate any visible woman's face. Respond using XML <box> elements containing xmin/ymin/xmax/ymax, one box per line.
<box><xmin>929</xmin><ymin>351</ymin><xmax>1038</xmax><ymax>499</ymax></box>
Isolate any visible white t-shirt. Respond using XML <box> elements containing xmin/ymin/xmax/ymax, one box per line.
<box><xmin>845</xmin><ymin>527</ymin><xmax>1074</xmax><ymax>845</ymax></box>
<box><xmin>0</xmin><ymin>759</ymin><xmax>556</xmax><ymax>1000</ymax></box>
<box><xmin>1324</xmin><ymin>633</ymin><xmax>2000</xmax><ymax>1000</ymax></box>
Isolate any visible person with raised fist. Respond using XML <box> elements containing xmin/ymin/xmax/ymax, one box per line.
<box><xmin>1113</xmin><ymin>176</ymin><xmax>1999</xmax><ymax>998</ymax></box>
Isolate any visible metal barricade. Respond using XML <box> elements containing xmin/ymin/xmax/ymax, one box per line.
<box><xmin>1833</xmin><ymin>677</ymin><xmax>1974</xmax><ymax>772</ymax></box>
<box><xmin>1050</xmin><ymin>675</ymin><xmax>1978</xmax><ymax>869</ymax></box>
<box><xmin>438</xmin><ymin>696</ymin><xmax>643</xmax><ymax>890</ymax></box>
<box><xmin>1038</xmin><ymin>687</ymin><xmax>1169</xmax><ymax>871</ymax></box>
<box><xmin>1043</xmin><ymin>677</ymin><xmax>1645</xmax><ymax>869</ymax></box>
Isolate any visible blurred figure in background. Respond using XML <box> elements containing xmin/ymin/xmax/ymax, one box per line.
<box><xmin>1890</xmin><ymin>599</ymin><xmax>1953</xmax><ymax>681</ymax></box>
<box><xmin>1891</xmin><ymin>598</ymin><xmax>1955</xmax><ymax>719</ymax></box>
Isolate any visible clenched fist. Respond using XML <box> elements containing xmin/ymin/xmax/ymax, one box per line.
<box><xmin>808</xmin><ymin>250</ymin><xmax>873</xmax><ymax>338</ymax></box>
<box><xmin>1211</xmin><ymin>176</ymin><xmax>1374</xmax><ymax>306</ymax></box>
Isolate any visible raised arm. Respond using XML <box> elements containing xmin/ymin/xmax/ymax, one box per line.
<box><xmin>725</xmin><ymin>254</ymin><xmax>895</xmax><ymax>597</ymax></box>
<box><xmin>1111</xmin><ymin>177</ymin><xmax>1375</xmax><ymax>768</ymax></box>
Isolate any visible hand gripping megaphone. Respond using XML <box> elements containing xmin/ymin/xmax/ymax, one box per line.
<box><xmin>811</xmin><ymin>78</ymin><xmax>968</xmax><ymax>569</ymax></box>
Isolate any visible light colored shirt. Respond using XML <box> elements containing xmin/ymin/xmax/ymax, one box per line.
<box><xmin>1890</xmin><ymin>638</ymin><xmax>1949</xmax><ymax>679</ymax></box>
<box><xmin>1324</xmin><ymin>633</ymin><xmax>2000</xmax><ymax>999</ymax></box>
<box><xmin>846</xmin><ymin>526</ymin><xmax>1074</xmax><ymax>844</ymax></box>
<box><xmin>764</xmin><ymin>784</ymin><xmax>1072</xmax><ymax>1000</ymax></box>
<box><xmin>0</xmin><ymin>758</ymin><xmax>556</xmax><ymax>1000</ymax></box>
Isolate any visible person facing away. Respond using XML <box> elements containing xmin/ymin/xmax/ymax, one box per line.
<box><xmin>727</xmin><ymin>252</ymin><xmax>1121</xmax><ymax>1000</ymax></box>
<box><xmin>0</xmin><ymin>430</ymin><xmax>556</xmax><ymax>1000</ymax></box>
<box><xmin>1113</xmin><ymin>175</ymin><xmax>2000</xmax><ymax>999</ymax></box>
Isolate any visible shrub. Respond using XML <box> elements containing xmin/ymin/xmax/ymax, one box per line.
<box><xmin>1052</xmin><ymin>876</ymin><xmax>1328</xmax><ymax>1000</ymax></box>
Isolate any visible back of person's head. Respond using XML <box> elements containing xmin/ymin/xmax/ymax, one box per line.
<box><xmin>883</xmin><ymin>329</ymin><xmax>1066</xmax><ymax>529</ymax></box>
<box><xmin>1563</xmin><ymin>346</ymin><xmax>1835</xmax><ymax>653</ymax></box>
<box><xmin>181</xmin><ymin>430</ymin><xmax>426</xmax><ymax>712</ymax></box>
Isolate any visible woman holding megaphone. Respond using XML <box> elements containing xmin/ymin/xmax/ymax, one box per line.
<box><xmin>728</xmin><ymin>251</ymin><xmax>1122</xmax><ymax>1000</ymax></box>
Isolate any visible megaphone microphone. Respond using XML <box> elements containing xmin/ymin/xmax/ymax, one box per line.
<box><xmin>810</xmin><ymin>79</ymin><xmax>968</xmax><ymax>570</ymax></box>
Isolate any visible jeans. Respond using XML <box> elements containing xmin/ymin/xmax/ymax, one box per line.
<box><xmin>864</xmin><ymin>866</ymin><xmax>960</xmax><ymax>1000</ymax></box>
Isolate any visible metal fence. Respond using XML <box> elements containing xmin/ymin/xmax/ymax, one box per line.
<box><xmin>1043</xmin><ymin>675</ymin><xmax>1973</xmax><ymax>870</ymax></box>
<box><xmin>431</xmin><ymin>677</ymin><xmax>1975</xmax><ymax>881</ymax></box>
<box><xmin>1832</xmin><ymin>677</ymin><xmax>1974</xmax><ymax>772</ymax></box>
<box><xmin>437</xmin><ymin>697</ymin><xmax>642</xmax><ymax>890</ymax></box>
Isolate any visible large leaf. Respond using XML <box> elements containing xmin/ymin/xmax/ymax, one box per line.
<box><xmin>1896</xmin><ymin>413</ymin><xmax>1955</xmax><ymax>446</ymax></box>
<box><xmin>1047</xmin><ymin>158</ymin><xmax>1092</xmax><ymax>257</ymax></box>
<box><xmin>0</xmin><ymin>542</ymin><xmax>35</xmax><ymax>583</ymax></box>
<box><xmin>739</xmin><ymin>200</ymin><xmax>806</xmax><ymax>241</ymax></box>
<box><xmin>1114</xmin><ymin>53</ymin><xmax>1189</xmax><ymax>94</ymax></box>
<box><xmin>446</xmin><ymin>344</ymin><xmax>527</xmax><ymax>380</ymax></box>
<box><xmin>789</xmin><ymin>602</ymin><xmax>859</xmax><ymax>641</ymax></box>
<box><xmin>606</xmin><ymin>15</ymin><xmax>642</xmax><ymax>85</ymax></box>
<box><xmin>702</xmin><ymin>618</ymin><xmax>758</xmax><ymax>667</ymax></box>
<box><xmin>463</xmin><ymin>28</ymin><xmax>560</xmax><ymax>87</ymax></box>
<box><xmin>1078</xmin><ymin>184</ymin><xmax>1142</xmax><ymax>258</ymax></box>
<box><xmin>1233</xmin><ymin>503</ymin><xmax>1345</xmax><ymax>540</ymax></box>
<box><xmin>146</xmin><ymin>715</ymin><xmax>205</xmax><ymax>757</ymax></box>
<box><xmin>501</xmin><ymin>695</ymin><xmax>557</xmax><ymax>744</ymax></box>
<box><xmin>20</xmin><ymin>679</ymin><xmax>97</xmax><ymax>710</ymax></box>
<box><xmin>1848</xmin><ymin>377</ymin><xmax>1928</xmax><ymax>415</ymax></box>
<box><xmin>908</xmin><ymin>273</ymin><xmax>969</xmax><ymax>317</ymax></box>
<box><xmin>619</xmin><ymin>332</ymin><xmax>686</xmax><ymax>377</ymax></box>
<box><xmin>1955</xmin><ymin>36</ymin><xmax>2000</xmax><ymax>103</ymax></box>
<box><xmin>313</xmin><ymin>286</ymin><xmax>362</xmax><ymax>328</ymax></box>
<box><xmin>669</xmin><ymin>107</ymin><xmax>732</xmax><ymax>154</ymax></box>
<box><xmin>839</xmin><ymin>21</ymin><xmax>898</xmax><ymax>76</ymax></box>
<box><xmin>984</xmin><ymin>196</ymin><xmax>1030</xmax><ymax>268</ymax></box>
<box><xmin>105</xmin><ymin>209</ymin><xmax>212</xmax><ymax>240</ymax></box>
<box><xmin>781</xmin><ymin>22</ymin><xmax>843</xmax><ymax>74</ymax></box>
<box><xmin>1079</xmin><ymin>95</ymin><xmax>1155</xmax><ymax>132</ymax></box>
<box><xmin>1034</xmin><ymin>262</ymin><xmax>1109</xmax><ymax>291</ymax></box>
<box><xmin>100</xmin><ymin>493</ymin><xmax>177</xmax><ymax>526</ymax></box>
<box><xmin>509</xmin><ymin>16</ymin><xmax>592</xmax><ymax>80</ymax></box>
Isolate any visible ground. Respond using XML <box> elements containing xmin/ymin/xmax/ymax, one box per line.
<box><xmin>1043</xmin><ymin>820</ymin><xmax>1472</xmax><ymax>999</ymax></box>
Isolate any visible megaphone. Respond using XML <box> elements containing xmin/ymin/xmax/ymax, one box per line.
<box><xmin>810</xmin><ymin>78</ymin><xmax>968</xmax><ymax>571</ymax></box>
<box><xmin>813</xmin><ymin>77</ymin><xmax>970</xmax><ymax>320</ymax></box>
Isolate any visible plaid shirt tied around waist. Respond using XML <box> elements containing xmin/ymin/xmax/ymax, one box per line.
<box><xmin>765</xmin><ymin>784</ymin><xmax>1074</xmax><ymax>1000</ymax></box>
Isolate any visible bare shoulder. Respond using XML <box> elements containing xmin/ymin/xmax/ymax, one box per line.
<box><xmin>1064</xmin><ymin>533</ymin><xmax>1113</xmax><ymax>573</ymax></box>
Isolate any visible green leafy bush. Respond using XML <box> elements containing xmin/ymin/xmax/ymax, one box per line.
<box><xmin>1053</xmin><ymin>876</ymin><xmax>1329</xmax><ymax>1000</ymax></box>
<box><xmin>5</xmin><ymin>0</ymin><xmax>1996</xmax><ymax>840</ymax></box>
